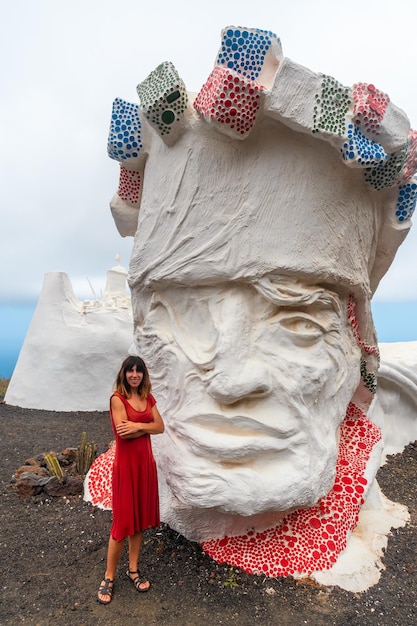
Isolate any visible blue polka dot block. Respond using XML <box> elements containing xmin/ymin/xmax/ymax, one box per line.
<box><xmin>340</xmin><ymin>125</ymin><xmax>388</xmax><ymax>168</ymax></box>
<box><xmin>137</xmin><ymin>61</ymin><xmax>188</xmax><ymax>145</ymax></box>
<box><xmin>107</xmin><ymin>98</ymin><xmax>143</xmax><ymax>166</ymax></box>
<box><xmin>216</xmin><ymin>26</ymin><xmax>282</xmax><ymax>89</ymax></box>
<box><xmin>395</xmin><ymin>179</ymin><xmax>417</xmax><ymax>222</ymax></box>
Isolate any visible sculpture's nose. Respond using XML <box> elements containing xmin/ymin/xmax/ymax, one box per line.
<box><xmin>204</xmin><ymin>290</ymin><xmax>274</xmax><ymax>404</ymax></box>
<box><xmin>207</xmin><ymin>361</ymin><xmax>273</xmax><ymax>404</ymax></box>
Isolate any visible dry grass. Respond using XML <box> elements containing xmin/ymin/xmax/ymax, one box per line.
<box><xmin>0</xmin><ymin>379</ymin><xmax>9</xmax><ymax>396</ymax></box>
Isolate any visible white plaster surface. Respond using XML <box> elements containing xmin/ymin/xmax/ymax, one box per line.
<box><xmin>143</xmin><ymin>281</ymin><xmax>361</xmax><ymax>529</ymax></box>
<box><xmin>110</xmin><ymin>192</ymin><xmax>140</xmax><ymax>237</ymax></box>
<box><xmin>119</xmin><ymin>40</ymin><xmax>417</xmax><ymax>590</ymax></box>
<box><xmin>370</xmin><ymin>341</ymin><xmax>417</xmax><ymax>460</ymax></box>
<box><xmin>5</xmin><ymin>263</ymin><xmax>133</xmax><ymax>411</ymax></box>
<box><xmin>125</xmin><ymin>106</ymin><xmax>411</xmax><ymax>540</ymax></box>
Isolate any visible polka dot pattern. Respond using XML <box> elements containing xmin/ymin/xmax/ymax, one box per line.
<box><xmin>194</xmin><ymin>66</ymin><xmax>264</xmax><ymax>138</ymax></box>
<box><xmin>118</xmin><ymin>166</ymin><xmax>141</xmax><ymax>205</ymax></box>
<box><xmin>84</xmin><ymin>442</ymin><xmax>115</xmax><ymax>510</ymax></box>
<box><xmin>201</xmin><ymin>403</ymin><xmax>382</xmax><ymax>576</ymax></box>
<box><xmin>341</xmin><ymin>124</ymin><xmax>388</xmax><ymax>167</ymax></box>
<box><xmin>347</xmin><ymin>295</ymin><xmax>379</xmax><ymax>393</ymax></box>
<box><xmin>352</xmin><ymin>83</ymin><xmax>390</xmax><ymax>137</ymax></box>
<box><xmin>136</xmin><ymin>61</ymin><xmax>188</xmax><ymax>137</ymax></box>
<box><xmin>216</xmin><ymin>26</ymin><xmax>279</xmax><ymax>81</ymax></box>
<box><xmin>365</xmin><ymin>146</ymin><xmax>409</xmax><ymax>189</ymax></box>
<box><xmin>360</xmin><ymin>358</ymin><xmax>377</xmax><ymax>394</ymax></box>
<box><xmin>313</xmin><ymin>75</ymin><xmax>351</xmax><ymax>136</ymax></box>
<box><xmin>395</xmin><ymin>180</ymin><xmax>417</xmax><ymax>222</ymax></box>
<box><xmin>108</xmin><ymin>98</ymin><xmax>142</xmax><ymax>163</ymax></box>
<box><xmin>400</xmin><ymin>129</ymin><xmax>417</xmax><ymax>182</ymax></box>
<box><xmin>347</xmin><ymin>295</ymin><xmax>380</xmax><ymax>361</ymax></box>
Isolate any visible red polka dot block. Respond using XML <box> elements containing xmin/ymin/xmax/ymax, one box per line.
<box><xmin>352</xmin><ymin>83</ymin><xmax>390</xmax><ymax>138</ymax></box>
<box><xmin>117</xmin><ymin>165</ymin><xmax>142</xmax><ymax>206</ymax></box>
<box><xmin>401</xmin><ymin>129</ymin><xmax>417</xmax><ymax>182</ymax></box>
<box><xmin>194</xmin><ymin>66</ymin><xmax>264</xmax><ymax>139</ymax></box>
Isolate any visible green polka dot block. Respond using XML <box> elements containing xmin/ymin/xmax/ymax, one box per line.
<box><xmin>137</xmin><ymin>62</ymin><xmax>188</xmax><ymax>143</ymax></box>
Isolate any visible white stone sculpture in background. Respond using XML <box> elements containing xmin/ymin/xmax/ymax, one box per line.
<box><xmin>103</xmin><ymin>26</ymin><xmax>417</xmax><ymax>589</ymax></box>
<box><xmin>5</xmin><ymin>259</ymin><xmax>133</xmax><ymax>411</ymax></box>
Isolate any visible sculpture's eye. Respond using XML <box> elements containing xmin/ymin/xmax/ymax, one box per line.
<box><xmin>280</xmin><ymin>314</ymin><xmax>323</xmax><ymax>334</ymax></box>
<box><xmin>277</xmin><ymin>312</ymin><xmax>327</xmax><ymax>344</ymax></box>
<box><xmin>145</xmin><ymin>292</ymin><xmax>219</xmax><ymax>365</ymax></box>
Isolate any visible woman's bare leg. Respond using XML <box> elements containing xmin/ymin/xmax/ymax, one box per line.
<box><xmin>97</xmin><ymin>535</ymin><xmax>125</xmax><ymax>602</ymax></box>
<box><xmin>127</xmin><ymin>531</ymin><xmax>150</xmax><ymax>591</ymax></box>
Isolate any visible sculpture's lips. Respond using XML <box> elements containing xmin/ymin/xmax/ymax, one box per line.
<box><xmin>172</xmin><ymin>414</ymin><xmax>299</xmax><ymax>459</ymax></box>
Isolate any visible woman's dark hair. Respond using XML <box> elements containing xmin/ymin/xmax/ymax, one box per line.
<box><xmin>114</xmin><ymin>355</ymin><xmax>152</xmax><ymax>399</ymax></box>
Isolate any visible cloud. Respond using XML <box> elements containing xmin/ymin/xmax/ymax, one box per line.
<box><xmin>1</xmin><ymin>0</ymin><xmax>417</xmax><ymax>308</ymax></box>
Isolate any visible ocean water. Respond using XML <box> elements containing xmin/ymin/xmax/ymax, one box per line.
<box><xmin>1</xmin><ymin>300</ymin><xmax>417</xmax><ymax>380</ymax></box>
<box><xmin>0</xmin><ymin>302</ymin><xmax>37</xmax><ymax>378</ymax></box>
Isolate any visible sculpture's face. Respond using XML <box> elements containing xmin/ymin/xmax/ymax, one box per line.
<box><xmin>137</xmin><ymin>275</ymin><xmax>361</xmax><ymax>516</ymax></box>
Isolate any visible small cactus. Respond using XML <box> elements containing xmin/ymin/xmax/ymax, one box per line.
<box><xmin>44</xmin><ymin>453</ymin><xmax>64</xmax><ymax>482</ymax></box>
<box><xmin>76</xmin><ymin>432</ymin><xmax>96</xmax><ymax>476</ymax></box>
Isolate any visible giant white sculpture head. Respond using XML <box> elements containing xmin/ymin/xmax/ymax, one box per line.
<box><xmin>107</xmin><ymin>27</ymin><xmax>417</xmax><ymax>543</ymax></box>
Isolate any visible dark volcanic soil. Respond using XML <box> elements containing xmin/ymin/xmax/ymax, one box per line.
<box><xmin>0</xmin><ymin>401</ymin><xmax>416</xmax><ymax>626</ymax></box>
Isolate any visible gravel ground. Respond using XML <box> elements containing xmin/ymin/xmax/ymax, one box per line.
<box><xmin>0</xmin><ymin>401</ymin><xmax>416</xmax><ymax>626</ymax></box>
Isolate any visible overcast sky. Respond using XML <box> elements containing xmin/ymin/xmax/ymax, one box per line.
<box><xmin>1</xmin><ymin>0</ymin><xmax>417</xmax><ymax>303</ymax></box>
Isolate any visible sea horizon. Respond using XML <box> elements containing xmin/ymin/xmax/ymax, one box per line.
<box><xmin>1</xmin><ymin>300</ymin><xmax>417</xmax><ymax>380</ymax></box>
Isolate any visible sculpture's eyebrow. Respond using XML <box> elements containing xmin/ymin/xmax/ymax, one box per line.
<box><xmin>252</xmin><ymin>275</ymin><xmax>341</xmax><ymax>313</ymax></box>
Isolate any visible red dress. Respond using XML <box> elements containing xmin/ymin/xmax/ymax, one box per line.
<box><xmin>110</xmin><ymin>392</ymin><xmax>160</xmax><ymax>541</ymax></box>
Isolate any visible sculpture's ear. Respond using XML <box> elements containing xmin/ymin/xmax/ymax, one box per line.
<box><xmin>369</xmin><ymin>344</ymin><xmax>417</xmax><ymax>460</ymax></box>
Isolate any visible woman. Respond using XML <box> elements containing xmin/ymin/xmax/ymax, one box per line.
<box><xmin>97</xmin><ymin>355</ymin><xmax>164</xmax><ymax>605</ymax></box>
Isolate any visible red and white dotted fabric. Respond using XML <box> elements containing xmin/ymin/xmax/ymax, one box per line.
<box><xmin>84</xmin><ymin>441</ymin><xmax>115</xmax><ymax>510</ymax></box>
<box><xmin>201</xmin><ymin>403</ymin><xmax>382</xmax><ymax>576</ymax></box>
<box><xmin>347</xmin><ymin>295</ymin><xmax>380</xmax><ymax>359</ymax></box>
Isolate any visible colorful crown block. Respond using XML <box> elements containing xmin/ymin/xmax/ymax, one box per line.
<box><xmin>107</xmin><ymin>98</ymin><xmax>143</xmax><ymax>168</ymax></box>
<box><xmin>340</xmin><ymin>124</ymin><xmax>388</xmax><ymax>168</ymax></box>
<box><xmin>400</xmin><ymin>129</ymin><xmax>417</xmax><ymax>182</ymax></box>
<box><xmin>194</xmin><ymin>66</ymin><xmax>264</xmax><ymax>139</ymax></box>
<box><xmin>352</xmin><ymin>83</ymin><xmax>410</xmax><ymax>152</ymax></box>
<box><xmin>364</xmin><ymin>143</ymin><xmax>409</xmax><ymax>190</ymax></box>
<box><xmin>117</xmin><ymin>165</ymin><xmax>142</xmax><ymax>206</ymax></box>
<box><xmin>264</xmin><ymin>57</ymin><xmax>352</xmax><ymax>143</ymax></box>
<box><xmin>352</xmin><ymin>83</ymin><xmax>390</xmax><ymax>136</ymax></box>
<box><xmin>364</xmin><ymin>129</ymin><xmax>417</xmax><ymax>192</ymax></box>
<box><xmin>137</xmin><ymin>61</ymin><xmax>188</xmax><ymax>145</ymax></box>
<box><xmin>395</xmin><ymin>179</ymin><xmax>417</xmax><ymax>222</ymax></box>
<box><xmin>216</xmin><ymin>26</ymin><xmax>282</xmax><ymax>89</ymax></box>
<box><xmin>312</xmin><ymin>74</ymin><xmax>352</xmax><ymax>137</ymax></box>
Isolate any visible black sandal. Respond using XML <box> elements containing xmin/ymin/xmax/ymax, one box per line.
<box><xmin>97</xmin><ymin>577</ymin><xmax>114</xmax><ymax>604</ymax></box>
<box><xmin>126</xmin><ymin>569</ymin><xmax>151</xmax><ymax>592</ymax></box>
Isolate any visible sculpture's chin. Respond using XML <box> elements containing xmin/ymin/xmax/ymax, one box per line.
<box><xmin>158</xmin><ymin>474</ymin><xmax>294</xmax><ymax>542</ymax></box>
<box><xmin>158</xmin><ymin>450</ymin><xmax>337</xmax><ymax>540</ymax></box>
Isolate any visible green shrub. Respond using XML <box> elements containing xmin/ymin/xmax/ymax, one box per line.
<box><xmin>76</xmin><ymin>431</ymin><xmax>97</xmax><ymax>475</ymax></box>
